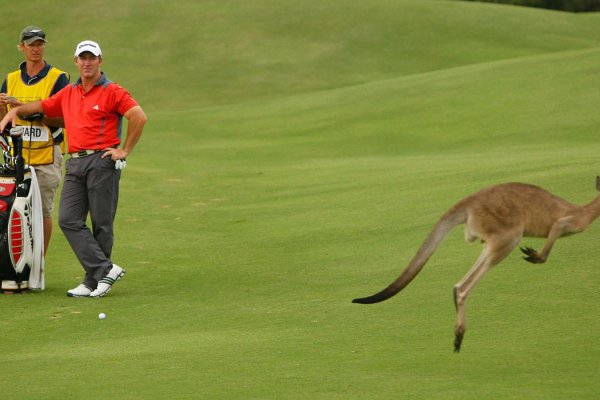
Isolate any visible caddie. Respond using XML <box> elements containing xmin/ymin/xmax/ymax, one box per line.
<box><xmin>0</xmin><ymin>26</ymin><xmax>70</xmax><ymax>256</ymax></box>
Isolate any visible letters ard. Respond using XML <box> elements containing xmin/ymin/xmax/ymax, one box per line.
<box><xmin>21</xmin><ymin>125</ymin><xmax>50</xmax><ymax>142</ymax></box>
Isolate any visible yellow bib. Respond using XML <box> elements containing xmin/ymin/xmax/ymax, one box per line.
<box><xmin>6</xmin><ymin>66</ymin><xmax>68</xmax><ymax>165</ymax></box>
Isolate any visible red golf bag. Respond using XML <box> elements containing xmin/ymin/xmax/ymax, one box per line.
<box><xmin>0</xmin><ymin>115</ymin><xmax>45</xmax><ymax>292</ymax></box>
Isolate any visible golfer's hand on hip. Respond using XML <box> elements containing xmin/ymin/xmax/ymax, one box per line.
<box><xmin>102</xmin><ymin>147</ymin><xmax>128</xmax><ymax>161</ymax></box>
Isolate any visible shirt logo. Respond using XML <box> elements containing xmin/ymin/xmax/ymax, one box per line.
<box><xmin>92</xmin><ymin>105</ymin><xmax>100</xmax><ymax>110</ymax></box>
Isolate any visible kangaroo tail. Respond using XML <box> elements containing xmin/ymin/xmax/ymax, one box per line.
<box><xmin>352</xmin><ymin>206</ymin><xmax>467</xmax><ymax>304</ymax></box>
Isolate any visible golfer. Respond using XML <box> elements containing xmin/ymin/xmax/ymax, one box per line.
<box><xmin>0</xmin><ymin>40</ymin><xmax>147</xmax><ymax>297</ymax></box>
<box><xmin>0</xmin><ymin>26</ymin><xmax>70</xmax><ymax>256</ymax></box>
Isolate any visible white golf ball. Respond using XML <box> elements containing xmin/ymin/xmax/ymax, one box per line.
<box><xmin>98</xmin><ymin>313</ymin><xmax>106</xmax><ymax>320</ymax></box>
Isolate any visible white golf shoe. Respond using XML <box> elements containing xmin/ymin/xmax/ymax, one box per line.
<box><xmin>90</xmin><ymin>264</ymin><xmax>126</xmax><ymax>298</ymax></box>
<box><xmin>67</xmin><ymin>284</ymin><xmax>92</xmax><ymax>298</ymax></box>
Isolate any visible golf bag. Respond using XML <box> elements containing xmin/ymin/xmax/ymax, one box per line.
<box><xmin>0</xmin><ymin>114</ymin><xmax>44</xmax><ymax>292</ymax></box>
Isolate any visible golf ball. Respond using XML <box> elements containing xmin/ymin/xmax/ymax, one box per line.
<box><xmin>98</xmin><ymin>313</ymin><xmax>106</xmax><ymax>320</ymax></box>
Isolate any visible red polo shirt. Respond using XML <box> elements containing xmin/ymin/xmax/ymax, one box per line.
<box><xmin>41</xmin><ymin>73</ymin><xmax>138</xmax><ymax>153</ymax></box>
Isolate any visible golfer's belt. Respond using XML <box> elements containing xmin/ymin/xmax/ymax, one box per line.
<box><xmin>70</xmin><ymin>149</ymin><xmax>101</xmax><ymax>158</ymax></box>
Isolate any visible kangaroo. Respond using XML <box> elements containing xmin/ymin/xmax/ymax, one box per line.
<box><xmin>353</xmin><ymin>177</ymin><xmax>600</xmax><ymax>352</ymax></box>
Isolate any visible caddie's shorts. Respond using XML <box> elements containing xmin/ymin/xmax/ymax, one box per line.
<box><xmin>33</xmin><ymin>145</ymin><xmax>63</xmax><ymax>218</ymax></box>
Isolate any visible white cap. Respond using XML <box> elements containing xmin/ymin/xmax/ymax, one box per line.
<box><xmin>74</xmin><ymin>40</ymin><xmax>102</xmax><ymax>57</ymax></box>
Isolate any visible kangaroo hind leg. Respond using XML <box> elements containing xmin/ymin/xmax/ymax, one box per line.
<box><xmin>453</xmin><ymin>234</ymin><xmax>520</xmax><ymax>352</ymax></box>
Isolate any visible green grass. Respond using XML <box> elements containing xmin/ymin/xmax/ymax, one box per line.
<box><xmin>1</xmin><ymin>0</ymin><xmax>600</xmax><ymax>398</ymax></box>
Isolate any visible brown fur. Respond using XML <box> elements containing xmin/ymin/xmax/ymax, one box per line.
<box><xmin>353</xmin><ymin>177</ymin><xmax>600</xmax><ymax>352</ymax></box>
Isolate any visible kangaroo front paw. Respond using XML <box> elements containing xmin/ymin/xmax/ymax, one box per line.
<box><xmin>520</xmin><ymin>246</ymin><xmax>545</xmax><ymax>264</ymax></box>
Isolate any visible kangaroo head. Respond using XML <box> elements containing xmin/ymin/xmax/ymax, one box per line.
<box><xmin>596</xmin><ymin>176</ymin><xmax>600</xmax><ymax>191</ymax></box>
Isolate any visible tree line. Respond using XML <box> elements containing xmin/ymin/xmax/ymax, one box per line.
<box><xmin>462</xmin><ymin>0</ymin><xmax>600</xmax><ymax>12</ymax></box>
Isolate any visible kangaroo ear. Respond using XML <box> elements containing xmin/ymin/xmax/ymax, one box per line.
<box><xmin>596</xmin><ymin>176</ymin><xmax>600</xmax><ymax>191</ymax></box>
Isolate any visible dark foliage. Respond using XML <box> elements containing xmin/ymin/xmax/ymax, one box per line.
<box><xmin>462</xmin><ymin>0</ymin><xmax>600</xmax><ymax>12</ymax></box>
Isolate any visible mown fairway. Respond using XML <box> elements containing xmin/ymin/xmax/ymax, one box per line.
<box><xmin>0</xmin><ymin>1</ymin><xmax>599</xmax><ymax>398</ymax></box>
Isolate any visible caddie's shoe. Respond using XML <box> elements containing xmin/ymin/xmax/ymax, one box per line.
<box><xmin>67</xmin><ymin>284</ymin><xmax>92</xmax><ymax>298</ymax></box>
<box><xmin>90</xmin><ymin>264</ymin><xmax>126</xmax><ymax>298</ymax></box>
